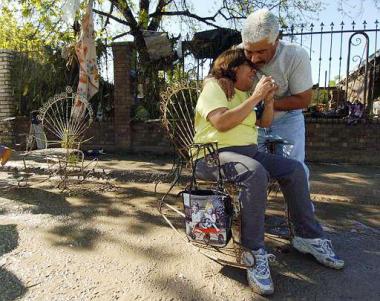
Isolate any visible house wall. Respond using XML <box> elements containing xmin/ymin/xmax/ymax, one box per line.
<box><xmin>342</xmin><ymin>56</ymin><xmax>380</xmax><ymax>106</ymax></box>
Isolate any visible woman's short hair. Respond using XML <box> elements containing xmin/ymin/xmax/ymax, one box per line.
<box><xmin>210</xmin><ymin>48</ymin><xmax>255</xmax><ymax>82</ymax></box>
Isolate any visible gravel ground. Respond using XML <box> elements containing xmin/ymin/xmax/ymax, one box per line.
<box><xmin>0</xmin><ymin>157</ymin><xmax>379</xmax><ymax>301</ymax></box>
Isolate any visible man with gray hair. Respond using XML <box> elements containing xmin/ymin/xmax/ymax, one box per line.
<box><xmin>238</xmin><ymin>8</ymin><xmax>344</xmax><ymax>296</ymax></box>
<box><xmin>242</xmin><ymin>8</ymin><xmax>312</xmax><ymax>179</ymax></box>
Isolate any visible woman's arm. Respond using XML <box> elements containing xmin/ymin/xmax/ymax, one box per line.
<box><xmin>208</xmin><ymin>77</ymin><xmax>274</xmax><ymax>132</ymax></box>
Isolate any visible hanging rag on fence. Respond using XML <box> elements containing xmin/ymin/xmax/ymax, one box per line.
<box><xmin>72</xmin><ymin>0</ymin><xmax>99</xmax><ymax>119</ymax></box>
<box><xmin>62</xmin><ymin>0</ymin><xmax>81</xmax><ymax>25</ymax></box>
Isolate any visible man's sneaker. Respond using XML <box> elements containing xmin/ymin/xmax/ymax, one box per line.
<box><xmin>1</xmin><ymin>147</ymin><xmax>12</xmax><ymax>166</ymax></box>
<box><xmin>242</xmin><ymin>248</ymin><xmax>276</xmax><ymax>295</ymax></box>
<box><xmin>292</xmin><ymin>236</ymin><xmax>344</xmax><ymax>269</ymax></box>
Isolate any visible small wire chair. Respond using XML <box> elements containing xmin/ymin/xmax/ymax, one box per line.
<box><xmin>22</xmin><ymin>86</ymin><xmax>96</xmax><ymax>189</ymax></box>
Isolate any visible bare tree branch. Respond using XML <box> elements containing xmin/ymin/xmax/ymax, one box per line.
<box><xmin>112</xmin><ymin>31</ymin><xmax>131</xmax><ymax>40</ymax></box>
<box><xmin>103</xmin><ymin>3</ymin><xmax>114</xmax><ymax>29</ymax></box>
<box><xmin>148</xmin><ymin>0</ymin><xmax>170</xmax><ymax>31</ymax></box>
<box><xmin>149</xmin><ymin>9</ymin><xmax>224</xmax><ymax>28</ymax></box>
<box><xmin>93</xmin><ymin>8</ymin><xmax>130</xmax><ymax>26</ymax></box>
<box><xmin>109</xmin><ymin>0</ymin><xmax>149</xmax><ymax>61</ymax></box>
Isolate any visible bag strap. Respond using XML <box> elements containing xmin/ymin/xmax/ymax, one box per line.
<box><xmin>190</xmin><ymin>142</ymin><xmax>224</xmax><ymax>191</ymax></box>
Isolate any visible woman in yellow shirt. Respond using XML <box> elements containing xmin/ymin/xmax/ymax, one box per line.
<box><xmin>194</xmin><ymin>48</ymin><xmax>344</xmax><ymax>296</ymax></box>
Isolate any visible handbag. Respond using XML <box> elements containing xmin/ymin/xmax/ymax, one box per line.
<box><xmin>182</xmin><ymin>143</ymin><xmax>233</xmax><ymax>247</ymax></box>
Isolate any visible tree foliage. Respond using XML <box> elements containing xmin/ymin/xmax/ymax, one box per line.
<box><xmin>1</xmin><ymin>0</ymin><xmax>328</xmax><ymax>117</ymax></box>
<box><xmin>0</xmin><ymin>6</ymin><xmax>76</xmax><ymax>115</ymax></box>
<box><xmin>2</xmin><ymin>0</ymin><xmax>326</xmax><ymax>68</ymax></box>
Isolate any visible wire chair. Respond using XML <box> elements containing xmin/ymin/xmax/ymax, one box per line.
<box><xmin>158</xmin><ymin>81</ymin><xmax>254</xmax><ymax>268</ymax></box>
<box><xmin>22</xmin><ymin>86</ymin><xmax>96</xmax><ymax>189</ymax></box>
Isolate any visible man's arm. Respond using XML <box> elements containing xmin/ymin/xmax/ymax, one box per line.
<box><xmin>256</xmin><ymin>102</ymin><xmax>274</xmax><ymax>127</ymax></box>
<box><xmin>256</xmin><ymin>90</ymin><xmax>275</xmax><ymax>128</ymax></box>
<box><xmin>273</xmin><ymin>89</ymin><xmax>312</xmax><ymax>111</ymax></box>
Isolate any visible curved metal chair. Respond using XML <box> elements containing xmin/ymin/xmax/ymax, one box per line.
<box><xmin>22</xmin><ymin>86</ymin><xmax>95</xmax><ymax>189</ymax></box>
<box><xmin>159</xmin><ymin>81</ymin><xmax>252</xmax><ymax>268</ymax></box>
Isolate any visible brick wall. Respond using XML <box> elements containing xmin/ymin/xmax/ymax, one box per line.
<box><xmin>112</xmin><ymin>42</ymin><xmax>134</xmax><ymax>151</ymax></box>
<box><xmin>0</xmin><ymin>49</ymin><xmax>15</xmax><ymax>145</ymax></box>
<box><xmin>306</xmin><ymin>118</ymin><xmax>380</xmax><ymax>164</ymax></box>
<box><xmin>83</xmin><ymin>121</ymin><xmax>115</xmax><ymax>150</ymax></box>
<box><xmin>11</xmin><ymin>117</ymin><xmax>117</xmax><ymax>151</ymax></box>
<box><xmin>130</xmin><ymin>120</ymin><xmax>172</xmax><ymax>154</ymax></box>
<box><xmin>10</xmin><ymin>114</ymin><xmax>380</xmax><ymax>164</ymax></box>
<box><xmin>4</xmin><ymin>45</ymin><xmax>380</xmax><ymax>165</ymax></box>
<box><xmin>126</xmin><ymin>118</ymin><xmax>380</xmax><ymax>165</ymax></box>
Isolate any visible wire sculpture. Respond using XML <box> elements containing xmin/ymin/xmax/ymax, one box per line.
<box><xmin>22</xmin><ymin>86</ymin><xmax>96</xmax><ymax>189</ymax></box>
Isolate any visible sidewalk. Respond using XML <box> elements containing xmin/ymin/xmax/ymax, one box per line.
<box><xmin>1</xmin><ymin>152</ymin><xmax>379</xmax><ymax>300</ymax></box>
<box><xmin>4</xmin><ymin>152</ymin><xmax>379</xmax><ymax>203</ymax></box>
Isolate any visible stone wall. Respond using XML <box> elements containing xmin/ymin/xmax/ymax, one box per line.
<box><xmin>0</xmin><ymin>50</ymin><xmax>15</xmax><ymax>145</ymax></box>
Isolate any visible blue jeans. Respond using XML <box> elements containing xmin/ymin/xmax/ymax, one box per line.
<box><xmin>195</xmin><ymin>145</ymin><xmax>324</xmax><ymax>250</ymax></box>
<box><xmin>258</xmin><ymin>112</ymin><xmax>309</xmax><ymax>181</ymax></box>
<box><xmin>0</xmin><ymin>145</ymin><xmax>6</xmax><ymax>157</ymax></box>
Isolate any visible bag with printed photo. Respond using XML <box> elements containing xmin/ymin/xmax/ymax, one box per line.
<box><xmin>182</xmin><ymin>143</ymin><xmax>233</xmax><ymax>247</ymax></box>
<box><xmin>182</xmin><ymin>188</ymin><xmax>233</xmax><ymax>247</ymax></box>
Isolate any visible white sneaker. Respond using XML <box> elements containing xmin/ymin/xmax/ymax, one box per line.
<box><xmin>292</xmin><ymin>236</ymin><xmax>345</xmax><ymax>269</ymax></box>
<box><xmin>242</xmin><ymin>248</ymin><xmax>276</xmax><ymax>295</ymax></box>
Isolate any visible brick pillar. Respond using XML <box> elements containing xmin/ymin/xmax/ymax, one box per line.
<box><xmin>0</xmin><ymin>49</ymin><xmax>15</xmax><ymax>145</ymax></box>
<box><xmin>112</xmin><ymin>42</ymin><xmax>134</xmax><ymax>151</ymax></box>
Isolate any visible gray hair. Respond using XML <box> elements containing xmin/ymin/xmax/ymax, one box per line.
<box><xmin>242</xmin><ymin>8</ymin><xmax>279</xmax><ymax>45</ymax></box>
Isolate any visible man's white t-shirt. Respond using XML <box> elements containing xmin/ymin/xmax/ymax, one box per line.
<box><xmin>252</xmin><ymin>40</ymin><xmax>313</xmax><ymax>121</ymax></box>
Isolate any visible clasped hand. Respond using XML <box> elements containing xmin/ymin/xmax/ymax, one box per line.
<box><xmin>252</xmin><ymin>76</ymin><xmax>277</xmax><ymax>105</ymax></box>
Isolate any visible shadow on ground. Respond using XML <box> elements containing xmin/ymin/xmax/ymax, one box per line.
<box><xmin>1</xmin><ymin>182</ymin><xmax>182</xmax><ymax>253</ymax></box>
<box><xmin>1</xmin><ymin>157</ymin><xmax>379</xmax><ymax>300</ymax></box>
<box><xmin>310</xmin><ymin>163</ymin><xmax>379</xmax><ymax>204</ymax></box>
<box><xmin>0</xmin><ymin>224</ymin><xmax>26</xmax><ymax>301</ymax></box>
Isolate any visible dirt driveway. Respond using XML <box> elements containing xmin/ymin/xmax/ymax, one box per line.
<box><xmin>0</xmin><ymin>155</ymin><xmax>379</xmax><ymax>300</ymax></box>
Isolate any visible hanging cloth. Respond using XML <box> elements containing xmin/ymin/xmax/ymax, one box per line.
<box><xmin>62</xmin><ymin>0</ymin><xmax>81</xmax><ymax>25</ymax></box>
<box><xmin>72</xmin><ymin>0</ymin><xmax>99</xmax><ymax>119</ymax></box>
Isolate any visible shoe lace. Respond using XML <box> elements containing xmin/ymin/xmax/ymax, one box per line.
<box><xmin>255</xmin><ymin>253</ymin><xmax>276</xmax><ymax>276</ymax></box>
<box><xmin>319</xmin><ymin>239</ymin><xmax>335</xmax><ymax>257</ymax></box>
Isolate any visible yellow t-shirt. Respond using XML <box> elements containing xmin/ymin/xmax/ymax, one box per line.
<box><xmin>193</xmin><ymin>79</ymin><xmax>258</xmax><ymax>157</ymax></box>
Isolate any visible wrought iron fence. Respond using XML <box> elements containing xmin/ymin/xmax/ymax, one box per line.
<box><xmin>179</xmin><ymin>20</ymin><xmax>380</xmax><ymax>116</ymax></box>
<box><xmin>280</xmin><ymin>20</ymin><xmax>379</xmax><ymax>115</ymax></box>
